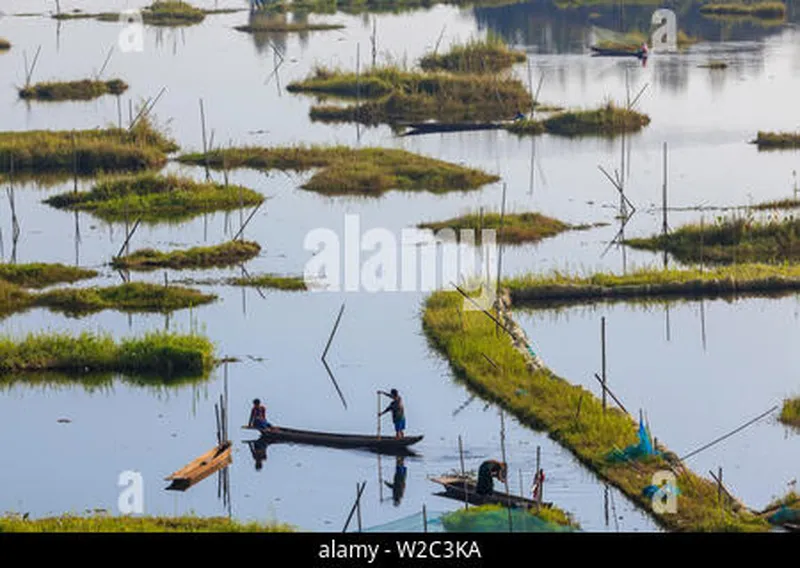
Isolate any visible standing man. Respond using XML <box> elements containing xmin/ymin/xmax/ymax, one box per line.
<box><xmin>378</xmin><ymin>389</ymin><xmax>405</xmax><ymax>439</ymax></box>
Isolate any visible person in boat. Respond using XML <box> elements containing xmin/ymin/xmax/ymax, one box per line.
<box><xmin>378</xmin><ymin>389</ymin><xmax>405</xmax><ymax>439</ymax></box>
<box><xmin>248</xmin><ymin>398</ymin><xmax>275</xmax><ymax>431</ymax></box>
<box><xmin>384</xmin><ymin>455</ymin><xmax>407</xmax><ymax>507</ymax></box>
<box><xmin>475</xmin><ymin>459</ymin><xmax>507</xmax><ymax>496</ymax></box>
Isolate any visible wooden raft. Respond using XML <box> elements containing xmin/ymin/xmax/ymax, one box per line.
<box><xmin>165</xmin><ymin>441</ymin><xmax>232</xmax><ymax>491</ymax></box>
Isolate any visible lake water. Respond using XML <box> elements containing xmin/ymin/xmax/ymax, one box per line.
<box><xmin>1</xmin><ymin>0</ymin><xmax>799</xmax><ymax>531</ymax></box>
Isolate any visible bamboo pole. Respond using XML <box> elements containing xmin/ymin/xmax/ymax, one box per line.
<box><xmin>423</xmin><ymin>504</ymin><xmax>427</xmax><ymax>533</ymax></box>
<box><xmin>500</xmin><ymin>409</ymin><xmax>512</xmax><ymax>532</ymax></box>
<box><xmin>458</xmin><ymin>435</ymin><xmax>468</xmax><ymax>510</ymax></box>
<box><xmin>601</xmin><ymin>317</ymin><xmax>607</xmax><ymax>413</ymax></box>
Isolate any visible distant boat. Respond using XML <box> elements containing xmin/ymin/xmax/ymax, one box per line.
<box><xmin>242</xmin><ymin>425</ymin><xmax>423</xmax><ymax>455</ymax></box>
<box><xmin>590</xmin><ymin>45</ymin><xmax>647</xmax><ymax>59</ymax></box>
<box><xmin>397</xmin><ymin>121</ymin><xmax>513</xmax><ymax>136</ymax></box>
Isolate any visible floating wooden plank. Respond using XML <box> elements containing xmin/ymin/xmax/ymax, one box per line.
<box><xmin>165</xmin><ymin>442</ymin><xmax>232</xmax><ymax>491</ymax></box>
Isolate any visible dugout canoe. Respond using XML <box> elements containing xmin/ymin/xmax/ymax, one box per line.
<box><xmin>431</xmin><ymin>475</ymin><xmax>552</xmax><ymax>509</ymax></box>
<box><xmin>242</xmin><ymin>425</ymin><xmax>423</xmax><ymax>454</ymax></box>
<box><xmin>590</xmin><ymin>46</ymin><xmax>647</xmax><ymax>58</ymax></box>
<box><xmin>397</xmin><ymin>121</ymin><xmax>511</xmax><ymax>136</ymax></box>
<box><xmin>165</xmin><ymin>442</ymin><xmax>232</xmax><ymax>491</ymax></box>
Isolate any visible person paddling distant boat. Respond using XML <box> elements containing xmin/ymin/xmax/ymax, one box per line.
<box><xmin>378</xmin><ymin>389</ymin><xmax>406</xmax><ymax>439</ymax></box>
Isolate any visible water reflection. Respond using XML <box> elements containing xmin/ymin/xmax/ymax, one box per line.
<box><xmin>383</xmin><ymin>455</ymin><xmax>408</xmax><ymax>507</ymax></box>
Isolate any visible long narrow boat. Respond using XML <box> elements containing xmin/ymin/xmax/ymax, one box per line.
<box><xmin>242</xmin><ymin>425</ymin><xmax>423</xmax><ymax>455</ymax></box>
<box><xmin>397</xmin><ymin>121</ymin><xmax>511</xmax><ymax>136</ymax></box>
<box><xmin>165</xmin><ymin>442</ymin><xmax>232</xmax><ymax>491</ymax></box>
<box><xmin>430</xmin><ymin>475</ymin><xmax>552</xmax><ymax>509</ymax></box>
<box><xmin>590</xmin><ymin>45</ymin><xmax>646</xmax><ymax>58</ymax></box>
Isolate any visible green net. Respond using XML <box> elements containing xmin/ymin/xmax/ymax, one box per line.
<box><xmin>364</xmin><ymin>512</ymin><xmax>447</xmax><ymax>533</ymax></box>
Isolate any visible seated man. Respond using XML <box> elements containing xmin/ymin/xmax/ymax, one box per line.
<box><xmin>248</xmin><ymin>398</ymin><xmax>273</xmax><ymax>431</ymax></box>
<box><xmin>475</xmin><ymin>459</ymin><xmax>507</xmax><ymax>496</ymax></box>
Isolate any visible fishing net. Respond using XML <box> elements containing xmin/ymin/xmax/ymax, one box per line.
<box><xmin>364</xmin><ymin>512</ymin><xmax>446</xmax><ymax>533</ymax></box>
<box><xmin>606</xmin><ymin>420</ymin><xmax>658</xmax><ymax>463</ymax></box>
<box><xmin>768</xmin><ymin>506</ymin><xmax>800</xmax><ymax>525</ymax></box>
<box><xmin>438</xmin><ymin>505</ymin><xmax>578</xmax><ymax>533</ymax></box>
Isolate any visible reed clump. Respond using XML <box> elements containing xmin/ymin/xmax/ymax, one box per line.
<box><xmin>0</xmin><ymin>330</ymin><xmax>215</xmax><ymax>377</ymax></box>
<box><xmin>535</xmin><ymin>102</ymin><xmax>650</xmax><ymax>137</ymax></box>
<box><xmin>138</xmin><ymin>1</ymin><xmax>206</xmax><ymax>25</ymax></box>
<box><xmin>418</xmin><ymin>212</ymin><xmax>598</xmax><ymax>244</ymax></box>
<box><xmin>0</xmin><ymin>263</ymin><xmax>97</xmax><ymax>288</ymax></box>
<box><xmin>754</xmin><ymin>131</ymin><xmax>800</xmax><ymax>149</ymax></box>
<box><xmin>419</xmin><ymin>36</ymin><xmax>527</xmax><ymax>74</ymax></box>
<box><xmin>43</xmin><ymin>172</ymin><xmax>264</xmax><ymax>223</ymax></box>
<box><xmin>177</xmin><ymin>146</ymin><xmax>498</xmax><ymax>196</ymax></box>
<box><xmin>780</xmin><ymin>397</ymin><xmax>800</xmax><ymax>427</ymax></box>
<box><xmin>699</xmin><ymin>2</ymin><xmax>786</xmax><ymax>19</ymax></box>
<box><xmin>625</xmin><ymin>213</ymin><xmax>800</xmax><ymax>264</ymax></box>
<box><xmin>422</xmin><ymin>290</ymin><xmax>769</xmax><ymax>531</ymax></box>
<box><xmin>229</xmin><ymin>274</ymin><xmax>307</xmax><ymax>290</ymax></box>
<box><xmin>111</xmin><ymin>240</ymin><xmax>262</xmax><ymax>271</ymax></box>
<box><xmin>0</xmin><ymin>117</ymin><xmax>178</xmax><ymax>175</ymax></box>
<box><xmin>0</xmin><ymin>513</ymin><xmax>295</xmax><ymax>532</ymax></box>
<box><xmin>19</xmin><ymin>79</ymin><xmax>128</xmax><ymax>102</ymax></box>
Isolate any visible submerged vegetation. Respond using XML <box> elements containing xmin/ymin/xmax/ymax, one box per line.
<box><xmin>624</xmin><ymin>213</ymin><xmax>800</xmax><ymax>264</ymax></box>
<box><xmin>422</xmin><ymin>291</ymin><xmax>769</xmax><ymax>531</ymax></box>
<box><xmin>229</xmin><ymin>273</ymin><xmax>307</xmax><ymax>290</ymax></box>
<box><xmin>0</xmin><ymin>513</ymin><xmax>294</xmax><ymax>532</ymax></box>
<box><xmin>111</xmin><ymin>240</ymin><xmax>262</xmax><ymax>271</ymax></box>
<box><xmin>506</xmin><ymin>102</ymin><xmax>650</xmax><ymax>137</ymax></box>
<box><xmin>0</xmin><ymin>118</ymin><xmax>178</xmax><ymax>175</ymax></box>
<box><xmin>44</xmin><ymin>172</ymin><xmax>264</xmax><ymax>222</ymax></box>
<box><xmin>440</xmin><ymin>503</ymin><xmax>579</xmax><ymax>532</ymax></box>
<box><xmin>0</xmin><ymin>263</ymin><xmax>97</xmax><ymax>289</ymax></box>
<box><xmin>19</xmin><ymin>79</ymin><xmax>128</xmax><ymax>102</ymax></box>
<box><xmin>177</xmin><ymin>146</ymin><xmax>499</xmax><ymax>196</ymax></box>
<box><xmin>753</xmin><ymin>131</ymin><xmax>800</xmax><ymax>149</ymax></box>
<box><xmin>0</xmin><ymin>330</ymin><xmax>216</xmax><ymax>378</ymax></box>
<box><xmin>418</xmin><ymin>212</ymin><xmax>601</xmax><ymax>243</ymax></box>
<box><xmin>288</xmin><ymin>65</ymin><xmax>533</xmax><ymax>125</ymax></box>
<box><xmin>780</xmin><ymin>397</ymin><xmax>800</xmax><ymax>428</ymax></box>
<box><xmin>419</xmin><ymin>36</ymin><xmax>527</xmax><ymax>74</ymax></box>
<box><xmin>699</xmin><ymin>2</ymin><xmax>786</xmax><ymax>19</ymax></box>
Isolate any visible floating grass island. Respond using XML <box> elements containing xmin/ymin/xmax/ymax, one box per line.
<box><xmin>253</xmin><ymin>0</ymin><xmax>527</xmax><ymax>15</ymax></box>
<box><xmin>422</xmin><ymin>290</ymin><xmax>769</xmax><ymax>531</ymax></box>
<box><xmin>418</xmin><ymin>212</ymin><xmax>604</xmax><ymax>244</ymax></box>
<box><xmin>0</xmin><ymin>118</ymin><xmax>178</xmax><ymax>175</ymax></box>
<box><xmin>43</xmin><ymin>172</ymin><xmax>264</xmax><ymax>223</ymax></box>
<box><xmin>288</xmin><ymin>65</ymin><xmax>533</xmax><ymax>125</ymax></box>
<box><xmin>753</xmin><ymin>131</ymin><xmax>800</xmax><ymax>150</ymax></box>
<box><xmin>440</xmin><ymin>503</ymin><xmax>580</xmax><ymax>532</ymax></box>
<box><xmin>780</xmin><ymin>397</ymin><xmax>800</xmax><ymax>428</ymax></box>
<box><xmin>699</xmin><ymin>2</ymin><xmax>786</xmax><ymax>19</ymax></box>
<box><xmin>177</xmin><ymin>146</ymin><xmax>499</xmax><ymax>196</ymax></box>
<box><xmin>0</xmin><ymin>330</ymin><xmax>216</xmax><ymax>378</ymax></box>
<box><xmin>0</xmin><ymin>513</ymin><xmax>294</xmax><ymax>532</ymax></box>
<box><xmin>0</xmin><ymin>280</ymin><xmax>216</xmax><ymax>319</ymax></box>
<box><xmin>230</xmin><ymin>273</ymin><xmax>307</xmax><ymax>290</ymax></box>
<box><xmin>19</xmin><ymin>79</ymin><xmax>128</xmax><ymax>102</ymax></box>
<box><xmin>624</xmin><ymin>214</ymin><xmax>800</xmax><ymax>264</ymax></box>
<box><xmin>504</xmin><ymin>263</ymin><xmax>800</xmax><ymax>307</ymax></box>
<box><xmin>0</xmin><ymin>263</ymin><xmax>97</xmax><ymax>289</ymax></box>
<box><xmin>506</xmin><ymin>102</ymin><xmax>650</xmax><ymax>137</ymax></box>
<box><xmin>419</xmin><ymin>36</ymin><xmax>527</xmax><ymax>74</ymax></box>
<box><xmin>698</xmin><ymin>61</ymin><xmax>728</xmax><ymax>69</ymax></box>
<box><xmin>111</xmin><ymin>240</ymin><xmax>262</xmax><ymax>271</ymax></box>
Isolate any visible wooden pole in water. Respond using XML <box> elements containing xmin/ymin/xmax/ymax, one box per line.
<box><xmin>718</xmin><ymin>466</ymin><xmax>723</xmax><ymax>509</ymax></box>
<box><xmin>601</xmin><ymin>316</ymin><xmax>607</xmax><ymax>413</ymax></box>
<box><xmin>700</xmin><ymin>215</ymin><xmax>705</xmax><ymax>274</ymax></box>
<box><xmin>458</xmin><ymin>434</ymin><xmax>468</xmax><ymax>510</ymax></box>
<box><xmin>377</xmin><ymin>392</ymin><xmax>381</xmax><ymax>438</ymax></box>
<box><xmin>342</xmin><ymin>481</ymin><xmax>366</xmax><ymax>532</ymax></box>
<box><xmin>423</xmin><ymin>504</ymin><xmax>427</xmax><ymax>533</ymax></box>
<box><xmin>662</xmin><ymin>142</ymin><xmax>668</xmax><ymax>237</ymax></box>
<box><xmin>356</xmin><ymin>483</ymin><xmax>362</xmax><ymax>532</ymax></box>
<box><xmin>200</xmin><ymin>98</ymin><xmax>209</xmax><ymax>180</ymax></box>
<box><xmin>500</xmin><ymin>408</ymin><xmax>512</xmax><ymax>532</ymax></box>
<box><xmin>535</xmin><ymin>445</ymin><xmax>541</xmax><ymax>504</ymax></box>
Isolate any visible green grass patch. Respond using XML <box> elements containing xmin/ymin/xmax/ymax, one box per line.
<box><xmin>111</xmin><ymin>240</ymin><xmax>262</xmax><ymax>271</ymax></box>
<box><xmin>0</xmin><ymin>330</ymin><xmax>215</xmax><ymax>378</ymax></box>
<box><xmin>440</xmin><ymin>503</ymin><xmax>579</xmax><ymax>532</ymax></box>
<box><xmin>698</xmin><ymin>61</ymin><xmax>728</xmax><ymax>69</ymax></box>
<box><xmin>419</xmin><ymin>36</ymin><xmax>527</xmax><ymax>74</ymax></box>
<box><xmin>288</xmin><ymin>65</ymin><xmax>533</xmax><ymax>125</ymax></box>
<box><xmin>508</xmin><ymin>102</ymin><xmax>650</xmax><ymax>137</ymax></box>
<box><xmin>43</xmin><ymin>172</ymin><xmax>264</xmax><ymax>223</ymax></box>
<box><xmin>418</xmin><ymin>211</ymin><xmax>602</xmax><ymax>244</ymax></box>
<box><xmin>625</xmin><ymin>213</ymin><xmax>800</xmax><ymax>264</ymax></box>
<box><xmin>422</xmin><ymin>290</ymin><xmax>769</xmax><ymax>531</ymax></box>
<box><xmin>751</xmin><ymin>198</ymin><xmax>800</xmax><ymax>210</ymax></box>
<box><xmin>177</xmin><ymin>146</ymin><xmax>498</xmax><ymax>196</ymax></box>
<box><xmin>0</xmin><ymin>263</ymin><xmax>97</xmax><ymax>289</ymax></box>
<box><xmin>699</xmin><ymin>2</ymin><xmax>786</xmax><ymax>18</ymax></box>
<box><xmin>19</xmin><ymin>79</ymin><xmax>128</xmax><ymax>102</ymax></box>
<box><xmin>0</xmin><ymin>117</ymin><xmax>178</xmax><ymax>175</ymax></box>
<box><xmin>505</xmin><ymin>263</ymin><xmax>800</xmax><ymax>306</ymax></box>
<box><xmin>137</xmin><ymin>1</ymin><xmax>206</xmax><ymax>26</ymax></box>
<box><xmin>229</xmin><ymin>273</ymin><xmax>307</xmax><ymax>290</ymax></box>
<box><xmin>0</xmin><ymin>513</ymin><xmax>294</xmax><ymax>532</ymax></box>
<box><xmin>780</xmin><ymin>397</ymin><xmax>800</xmax><ymax>428</ymax></box>
<box><xmin>753</xmin><ymin>131</ymin><xmax>800</xmax><ymax>150</ymax></box>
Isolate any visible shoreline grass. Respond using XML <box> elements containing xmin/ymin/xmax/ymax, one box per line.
<box><xmin>0</xmin><ymin>330</ymin><xmax>215</xmax><ymax>378</ymax></box>
<box><xmin>753</xmin><ymin>131</ymin><xmax>800</xmax><ymax>150</ymax></box>
<box><xmin>418</xmin><ymin>211</ymin><xmax>602</xmax><ymax>244</ymax></box>
<box><xmin>419</xmin><ymin>36</ymin><xmax>527</xmax><ymax>74</ymax></box>
<box><xmin>177</xmin><ymin>146</ymin><xmax>499</xmax><ymax>196</ymax></box>
<box><xmin>43</xmin><ymin>172</ymin><xmax>264</xmax><ymax>223</ymax></box>
<box><xmin>0</xmin><ymin>117</ymin><xmax>178</xmax><ymax>175</ymax></box>
<box><xmin>0</xmin><ymin>263</ymin><xmax>97</xmax><ymax>289</ymax></box>
<box><xmin>779</xmin><ymin>397</ymin><xmax>800</xmax><ymax>428</ymax></box>
<box><xmin>504</xmin><ymin>264</ymin><xmax>800</xmax><ymax>306</ymax></box>
<box><xmin>699</xmin><ymin>2</ymin><xmax>786</xmax><ymax>19</ymax></box>
<box><xmin>111</xmin><ymin>240</ymin><xmax>262</xmax><ymax>271</ymax></box>
<box><xmin>0</xmin><ymin>513</ymin><xmax>294</xmax><ymax>532</ymax></box>
<box><xmin>507</xmin><ymin>102</ymin><xmax>650</xmax><ymax>137</ymax></box>
<box><xmin>19</xmin><ymin>79</ymin><xmax>128</xmax><ymax>102</ymax></box>
<box><xmin>422</xmin><ymin>290</ymin><xmax>769</xmax><ymax>531</ymax></box>
<box><xmin>624</xmin><ymin>213</ymin><xmax>800</xmax><ymax>264</ymax></box>
<box><xmin>288</xmin><ymin>65</ymin><xmax>533</xmax><ymax>125</ymax></box>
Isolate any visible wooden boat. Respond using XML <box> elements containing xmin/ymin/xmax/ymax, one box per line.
<box><xmin>165</xmin><ymin>442</ymin><xmax>232</xmax><ymax>491</ymax></box>
<box><xmin>590</xmin><ymin>45</ymin><xmax>646</xmax><ymax>58</ymax></box>
<box><xmin>242</xmin><ymin>425</ymin><xmax>423</xmax><ymax>455</ymax></box>
<box><xmin>398</xmin><ymin>121</ymin><xmax>511</xmax><ymax>136</ymax></box>
<box><xmin>430</xmin><ymin>475</ymin><xmax>552</xmax><ymax>509</ymax></box>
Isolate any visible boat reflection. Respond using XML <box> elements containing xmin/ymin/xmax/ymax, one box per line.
<box><xmin>247</xmin><ymin>436</ymin><xmax>269</xmax><ymax>471</ymax></box>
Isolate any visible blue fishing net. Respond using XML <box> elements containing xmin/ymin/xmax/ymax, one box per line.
<box><xmin>768</xmin><ymin>506</ymin><xmax>800</xmax><ymax>525</ymax></box>
<box><xmin>606</xmin><ymin>420</ymin><xmax>658</xmax><ymax>463</ymax></box>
